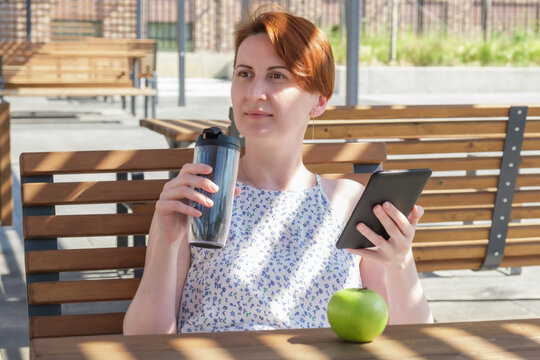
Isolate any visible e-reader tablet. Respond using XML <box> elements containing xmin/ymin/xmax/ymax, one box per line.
<box><xmin>336</xmin><ymin>169</ymin><xmax>432</xmax><ymax>249</ymax></box>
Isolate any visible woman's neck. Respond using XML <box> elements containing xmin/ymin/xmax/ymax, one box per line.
<box><xmin>238</xmin><ymin>142</ymin><xmax>315</xmax><ymax>191</ymax></box>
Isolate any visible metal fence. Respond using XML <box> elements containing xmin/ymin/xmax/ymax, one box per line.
<box><xmin>1</xmin><ymin>0</ymin><xmax>539</xmax><ymax>49</ymax></box>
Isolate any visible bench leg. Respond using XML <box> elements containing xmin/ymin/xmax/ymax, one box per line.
<box><xmin>131</xmin><ymin>96</ymin><xmax>136</xmax><ymax>116</ymax></box>
<box><xmin>497</xmin><ymin>267</ymin><xmax>522</xmax><ymax>276</ymax></box>
<box><xmin>144</xmin><ymin>96</ymin><xmax>149</xmax><ymax>118</ymax></box>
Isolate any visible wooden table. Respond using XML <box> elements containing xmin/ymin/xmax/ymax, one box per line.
<box><xmin>140</xmin><ymin>118</ymin><xmax>231</xmax><ymax>148</ymax></box>
<box><xmin>30</xmin><ymin>318</ymin><xmax>540</xmax><ymax>359</ymax></box>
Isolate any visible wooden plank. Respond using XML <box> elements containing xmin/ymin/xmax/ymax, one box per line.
<box><xmin>309</xmin><ymin>119</ymin><xmax>540</xmax><ymax>140</ymax></box>
<box><xmin>414</xmin><ymin>223</ymin><xmax>540</xmax><ymax>243</ymax></box>
<box><xmin>19</xmin><ymin>143</ymin><xmax>385</xmax><ymax>176</ymax></box>
<box><xmin>23</xmin><ymin>213</ymin><xmax>153</xmax><ymax>239</ymax></box>
<box><xmin>27</xmin><ymin>279</ymin><xmax>140</xmax><ymax>305</ymax></box>
<box><xmin>418</xmin><ymin>189</ymin><xmax>540</xmax><ymax>209</ymax></box>
<box><xmin>386</xmin><ymin>137</ymin><xmax>540</xmax><ymax>155</ymax></box>
<box><xmin>318</xmin><ymin>104</ymin><xmax>521</xmax><ymax>120</ymax></box>
<box><xmin>0</xmin><ymin>102</ymin><xmax>12</xmax><ymax>226</ymax></box>
<box><xmin>25</xmin><ymin>247</ymin><xmax>146</xmax><ymax>273</ymax></box>
<box><xmin>302</xmin><ymin>142</ymin><xmax>386</xmax><ymax>164</ymax></box>
<box><xmin>423</xmin><ymin>174</ymin><xmax>540</xmax><ymax>191</ymax></box>
<box><xmin>22</xmin><ymin>179</ymin><xmax>167</xmax><ymax>206</ymax></box>
<box><xmin>421</xmin><ymin>205</ymin><xmax>540</xmax><ymax>223</ymax></box>
<box><xmin>20</xmin><ymin>149</ymin><xmax>194</xmax><ymax>176</ymax></box>
<box><xmin>385</xmin><ymin>154</ymin><xmax>540</xmax><ymax>172</ymax></box>
<box><xmin>0</xmin><ymin>87</ymin><xmax>156</xmax><ymax>96</ymax></box>
<box><xmin>140</xmin><ymin>118</ymin><xmax>231</xmax><ymax>142</ymax></box>
<box><xmin>30</xmin><ymin>313</ymin><xmax>125</xmax><ymax>339</ymax></box>
<box><xmin>414</xmin><ymin>238</ymin><xmax>540</xmax><ymax>260</ymax></box>
<box><xmin>416</xmin><ymin>253</ymin><xmax>540</xmax><ymax>272</ymax></box>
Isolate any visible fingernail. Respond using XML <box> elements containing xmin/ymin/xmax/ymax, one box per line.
<box><xmin>374</xmin><ymin>205</ymin><xmax>382</xmax><ymax>213</ymax></box>
<box><xmin>383</xmin><ymin>202</ymin><xmax>391</xmax><ymax>209</ymax></box>
<box><xmin>206</xmin><ymin>198</ymin><xmax>214</xmax><ymax>207</ymax></box>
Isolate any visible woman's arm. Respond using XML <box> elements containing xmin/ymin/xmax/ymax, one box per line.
<box><xmin>123</xmin><ymin>163</ymin><xmax>219</xmax><ymax>335</ymax></box>
<box><xmin>123</xmin><ymin>216</ymin><xmax>191</xmax><ymax>334</ymax></box>
<box><xmin>351</xmin><ymin>204</ymin><xmax>433</xmax><ymax>324</ymax></box>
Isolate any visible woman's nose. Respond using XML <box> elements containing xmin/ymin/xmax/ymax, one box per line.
<box><xmin>246</xmin><ymin>78</ymin><xmax>267</xmax><ymax>101</ymax></box>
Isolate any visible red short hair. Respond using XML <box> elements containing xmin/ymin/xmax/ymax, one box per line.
<box><xmin>234</xmin><ymin>5</ymin><xmax>335</xmax><ymax>99</ymax></box>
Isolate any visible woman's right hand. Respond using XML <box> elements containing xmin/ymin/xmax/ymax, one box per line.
<box><xmin>153</xmin><ymin>163</ymin><xmax>218</xmax><ymax>242</ymax></box>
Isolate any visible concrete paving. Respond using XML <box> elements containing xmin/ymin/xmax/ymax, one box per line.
<box><xmin>2</xmin><ymin>78</ymin><xmax>540</xmax><ymax>360</ymax></box>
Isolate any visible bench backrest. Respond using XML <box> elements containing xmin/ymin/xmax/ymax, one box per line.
<box><xmin>0</xmin><ymin>39</ymin><xmax>156</xmax><ymax>88</ymax></box>
<box><xmin>316</xmin><ymin>104</ymin><xmax>540</xmax><ymax>272</ymax></box>
<box><xmin>20</xmin><ymin>142</ymin><xmax>386</xmax><ymax>339</ymax></box>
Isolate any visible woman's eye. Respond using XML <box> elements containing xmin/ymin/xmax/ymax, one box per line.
<box><xmin>236</xmin><ymin>70</ymin><xmax>251</xmax><ymax>78</ymax></box>
<box><xmin>269</xmin><ymin>72</ymin><xmax>286</xmax><ymax>80</ymax></box>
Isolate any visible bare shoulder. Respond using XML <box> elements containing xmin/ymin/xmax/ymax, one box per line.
<box><xmin>320</xmin><ymin>177</ymin><xmax>365</xmax><ymax>223</ymax></box>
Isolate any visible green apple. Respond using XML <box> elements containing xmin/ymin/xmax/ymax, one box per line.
<box><xmin>327</xmin><ymin>288</ymin><xmax>389</xmax><ymax>342</ymax></box>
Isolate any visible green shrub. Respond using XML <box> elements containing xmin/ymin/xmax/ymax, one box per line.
<box><xmin>324</xmin><ymin>27</ymin><xmax>540</xmax><ymax>66</ymax></box>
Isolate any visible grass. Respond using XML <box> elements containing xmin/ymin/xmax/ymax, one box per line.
<box><xmin>326</xmin><ymin>28</ymin><xmax>540</xmax><ymax>66</ymax></box>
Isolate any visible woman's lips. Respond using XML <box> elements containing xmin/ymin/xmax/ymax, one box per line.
<box><xmin>244</xmin><ymin>111</ymin><xmax>273</xmax><ymax>118</ymax></box>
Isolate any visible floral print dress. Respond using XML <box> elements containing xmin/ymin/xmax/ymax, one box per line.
<box><xmin>178</xmin><ymin>175</ymin><xmax>362</xmax><ymax>333</ymax></box>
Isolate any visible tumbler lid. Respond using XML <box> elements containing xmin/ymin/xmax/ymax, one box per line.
<box><xmin>196</xmin><ymin>127</ymin><xmax>240</xmax><ymax>150</ymax></box>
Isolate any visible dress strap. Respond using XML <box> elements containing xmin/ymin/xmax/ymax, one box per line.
<box><xmin>315</xmin><ymin>174</ymin><xmax>322</xmax><ymax>186</ymax></box>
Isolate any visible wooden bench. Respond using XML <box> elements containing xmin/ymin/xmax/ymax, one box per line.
<box><xmin>0</xmin><ymin>101</ymin><xmax>11</xmax><ymax>226</ymax></box>
<box><xmin>141</xmin><ymin>104</ymin><xmax>540</xmax><ymax>273</ymax></box>
<box><xmin>0</xmin><ymin>40</ymin><xmax>157</xmax><ymax>117</ymax></box>
<box><xmin>19</xmin><ymin>142</ymin><xmax>386</xmax><ymax>339</ymax></box>
<box><xmin>316</xmin><ymin>104</ymin><xmax>540</xmax><ymax>272</ymax></box>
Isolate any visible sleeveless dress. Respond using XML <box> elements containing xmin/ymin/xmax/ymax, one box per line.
<box><xmin>178</xmin><ymin>175</ymin><xmax>362</xmax><ymax>333</ymax></box>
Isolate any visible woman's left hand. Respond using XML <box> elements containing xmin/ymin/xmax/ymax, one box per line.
<box><xmin>347</xmin><ymin>202</ymin><xmax>424</xmax><ymax>269</ymax></box>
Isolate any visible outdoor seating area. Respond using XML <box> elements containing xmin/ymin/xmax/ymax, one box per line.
<box><xmin>0</xmin><ymin>39</ymin><xmax>157</xmax><ymax>117</ymax></box>
<box><xmin>4</xmin><ymin>81</ymin><xmax>540</xmax><ymax>360</ymax></box>
<box><xmin>3</xmin><ymin>0</ymin><xmax>540</xmax><ymax>359</ymax></box>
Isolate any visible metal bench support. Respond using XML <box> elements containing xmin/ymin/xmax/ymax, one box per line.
<box><xmin>480</xmin><ymin>106</ymin><xmax>528</xmax><ymax>270</ymax></box>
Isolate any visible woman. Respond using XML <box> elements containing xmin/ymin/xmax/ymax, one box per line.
<box><xmin>124</xmin><ymin>5</ymin><xmax>433</xmax><ymax>335</ymax></box>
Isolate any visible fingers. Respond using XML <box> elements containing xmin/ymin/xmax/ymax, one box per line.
<box><xmin>349</xmin><ymin>202</ymin><xmax>421</xmax><ymax>267</ymax></box>
<box><xmin>155</xmin><ymin>199</ymin><xmax>202</xmax><ymax>218</ymax></box>
<box><xmin>408</xmin><ymin>205</ymin><xmax>424</xmax><ymax>226</ymax></box>
<box><xmin>374</xmin><ymin>202</ymin><xmax>415</xmax><ymax>240</ymax></box>
<box><xmin>156</xmin><ymin>163</ymin><xmax>219</xmax><ymax>216</ymax></box>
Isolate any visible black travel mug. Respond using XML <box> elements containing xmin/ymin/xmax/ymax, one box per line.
<box><xmin>188</xmin><ymin>127</ymin><xmax>240</xmax><ymax>248</ymax></box>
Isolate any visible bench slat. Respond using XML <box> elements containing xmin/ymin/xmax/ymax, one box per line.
<box><xmin>415</xmin><ymin>255</ymin><xmax>540</xmax><ymax>272</ymax></box>
<box><xmin>385</xmin><ymin>154</ymin><xmax>540</xmax><ymax>172</ymax></box>
<box><xmin>26</xmin><ymin>247</ymin><xmax>146</xmax><ymax>273</ymax></box>
<box><xmin>22</xmin><ymin>174</ymin><xmax>376</xmax><ymax>206</ymax></box>
<box><xmin>421</xmin><ymin>206</ymin><xmax>540</xmax><ymax>223</ymax></box>
<box><xmin>310</xmin><ymin>119</ymin><xmax>540</xmax><ymax>140</ymax></box>
<box><xmin>23</xmin><ymin>213</ymin><xmax>153</xmax><ymax>239</ymax></box>
<box><xmin>27</xmin><ymin>279</ymin><xmax>140</xmax><ymax>305</ymax></box>
<box><xmin>0</xmin><ymin>87</ymin><xmax>156</xmax><ymax>96</ymax></box>
<box><xmin>22</xmin><ymin>179</ymin><xmax>167</xmax><ymax>206</ymax></box>
<box><xmin>19</xmin><ymin>143</ymin><xmax>386</xmax><ymax>176</ymax></box>
<box><xmin>415</xmin><ymin>223</ymin><xmax>540</xmax><ymax>242</ymax></box>
<box><xmin>318</xmin><ymin>104</ymin><xmax>540</xmax><ymax>120</ymax></box>
<box><xmin>30</xmin><ymin>313</ymin><xmax>125</xmax><ymax>339</ymax></box>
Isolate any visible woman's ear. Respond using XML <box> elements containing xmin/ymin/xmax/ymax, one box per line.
<box><xmin>309</xmin><ymin>94</ymin><xmax>329</xmax><ymax>118</ymax></box>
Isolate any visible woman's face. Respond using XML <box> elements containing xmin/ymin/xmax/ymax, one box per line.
<box><xmin>231</xmin><ymin>33</ymin><xmax>327</xmax><ymax>144</ymax></box>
